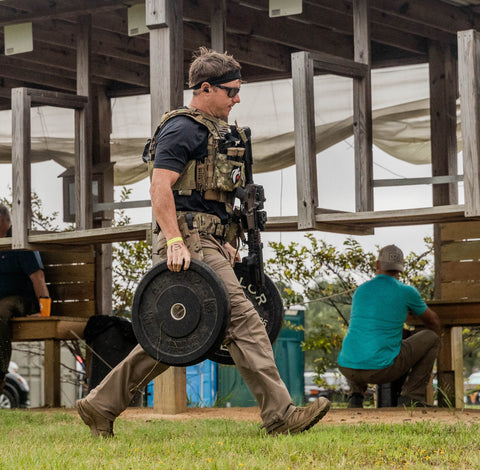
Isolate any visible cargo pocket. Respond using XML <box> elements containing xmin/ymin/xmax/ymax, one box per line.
<box><xmin>155</xmin><ymin>232</ymin><xmax>168</xmax><ymax>260</ymax></box>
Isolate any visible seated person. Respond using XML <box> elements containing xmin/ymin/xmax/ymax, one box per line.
<box><xmin>0</xmin><ymin>204</ymin><xmax>50</xmax><ymax>395</ymax></box>
<box><xmin>337</xmin><ymin>244</ymin><xmax>441</xmax><ymax>408</ymax></box>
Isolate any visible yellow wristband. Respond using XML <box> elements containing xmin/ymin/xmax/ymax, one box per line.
<box><xmin>166</xmin><ymin>236</ymin><xmax>183</xmax><ymax>247</ymax></box>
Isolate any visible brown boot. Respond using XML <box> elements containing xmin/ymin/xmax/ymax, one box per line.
<box><xmin>76</xmin><ymin>398</ymin><xmax>114</xmax><ymax>438</ymax></box>
<box><xmin>267</xmin><ymin>397</ymin><xmax>331</xmax><ymax>435</ymax></box>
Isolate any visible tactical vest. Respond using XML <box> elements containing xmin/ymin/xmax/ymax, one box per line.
<box><xmin>149</xmin><ymin>107</ymin><xmax>247</xmax><ymax>208</ymax></box>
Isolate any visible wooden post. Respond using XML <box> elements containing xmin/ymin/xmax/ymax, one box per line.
<box><xmin>147</xmin><ymin>0</ymin><xmax>186</xmax><ymax>414</ymax></box>
<box><xmin>353</xmin><ymin>0</ymin><xmax>373</xmax><ymax>212</ymax></box>
<box><xmin>292</xmin><ymin>51</ymin><xmax>318</xmax><ymax>230</ymax></box>
<box><xmin>429</xmin><ymin>41</ymin><xmax>458</xmax><ymax>208</ymax></box>
<box><xmin>458</xmin><ymin>30</ymin><xmax>480</xmax><ymax>217</ymax></box>
<box><xmin>11</xmin><ymin>87</ymin><xmax>31</xmax><ymax>249</ymax></box>
<box><xmin>92</xmin><ymin>86</ymin><xmax>113</xmax><ymax>316</ymax></box>
<box><xmin>210</xmin><ymin>0</ymin><xmax>226</xmax><ymax>53</ymax></box>
<box><xmin>75</xmin><ymin>15</ymin><xmax>93</xmax><ymax>230</ymax></box>
<box><xmin>437</xmin><ymin>327</ymin><xmax>464</xmax><ymax>408</ymax></box>
<box><xmin>43</xmin><ymin>340</ymin><xmax>61</xmax><ymax>407</ymax></box>
<box><xmin>153</xmin><ymin>367</ymin><xmax>187</xmax><ymax>414</ymax></box>
<box><xmin>430</xmin><ymin>40</ymin><xmax>462</xmax><ymax>407</ymax></box>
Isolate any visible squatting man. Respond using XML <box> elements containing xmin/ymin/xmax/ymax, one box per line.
<box><xmin>338</xmin><ymin>244</ymin><xmax>441</xmax><ymax>408</ymax></box>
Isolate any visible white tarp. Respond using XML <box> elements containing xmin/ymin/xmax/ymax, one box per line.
<box><xmin>0</xmin><ymin>63</ymin><xmax>460</xmax><ymax>185</ymax></box>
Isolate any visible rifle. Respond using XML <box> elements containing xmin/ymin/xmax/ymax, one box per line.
<box><xmin>234</xmin><ymin>127</ymin><xmax>267</xmax><ymax>288</ymax></box>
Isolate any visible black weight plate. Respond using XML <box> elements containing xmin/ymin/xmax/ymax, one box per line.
<box><xmin>208</xmin><ymin>262</ymin><xmax>284</xmax><ymax>365</ymax></box>
<box><xmin>132</xmin><ymin>259</ymin><xmax>230</xmax><ymax>367</ymax></box>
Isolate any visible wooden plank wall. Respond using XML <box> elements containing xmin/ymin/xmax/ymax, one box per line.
<box><xmin>440</xmin><ymin>221</ymin><xmax>480</xmax><ymax>300</ymax></box>
<box><xmin>41</xmin><ymin>247</ymin><xmax>95</xmax><ymax>318</ymax></box>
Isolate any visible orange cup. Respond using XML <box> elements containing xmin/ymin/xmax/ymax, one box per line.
<box><xmin>39</xmin><ymin>297</ymin><xmax>51</xmax><ymax>317</ymax></box>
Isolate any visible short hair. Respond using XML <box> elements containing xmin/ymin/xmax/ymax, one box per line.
<box><xmin>0</xmin><ymin>203</ymin><xmax>11</xmax><ymax>225</ymax></box>
<box><xmin>188</xmin><ymin>46</ymin><xmax>241</xmax><ymax>92</ymax></box>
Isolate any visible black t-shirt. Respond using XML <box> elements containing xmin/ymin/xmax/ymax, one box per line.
<box><xmin>153</xmin><ymin>115</ymin><xmax>229</xmax><ymax>223</ymax></box>
<box><xmin>0</xmin><ymin>246</ymin><xmax>43</xmax><ymax>314</ymax></box>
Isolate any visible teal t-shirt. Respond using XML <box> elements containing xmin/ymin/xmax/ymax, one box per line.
<box><xmin>337</xmin><ymin>275</ymin><xmax>427</xmax><ymax>370</ymax></box>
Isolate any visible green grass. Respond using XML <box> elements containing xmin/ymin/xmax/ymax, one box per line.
<box><xmin>1</xmin><ymin>410</ymin><xmax>480</xmax><ymax>469</ymax></box>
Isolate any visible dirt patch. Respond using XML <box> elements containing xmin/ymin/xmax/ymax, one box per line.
<box><xmin>118</xmin><ymin>406</ymin><xmax>480</xmax><ymax>426</ymax></box>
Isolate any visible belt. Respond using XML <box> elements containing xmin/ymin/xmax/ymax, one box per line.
<box><xmin>176</xmin><ymin>211</ymin><xmax>228</xmax><ymax>238</ymax></box>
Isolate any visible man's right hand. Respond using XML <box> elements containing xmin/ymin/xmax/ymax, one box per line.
<box><xmin>167</xmin><ymin>240</ymin><xmax>191</xmax><ymax>272</ymax></box>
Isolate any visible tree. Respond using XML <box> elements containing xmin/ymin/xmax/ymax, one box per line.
<box><xmin>111</xmin><ymin>187</ymin><xmax>152</xmax><ymax>317</ymax></box>
<box><xmin>0</xmin><ymin>189</ymin><xmax>61</xmax><ymax>232</ymax></box>
<box><xmin>265</xmin><ymin>234</ymin><xmax>435</xmax><ymax>376</ymax></box>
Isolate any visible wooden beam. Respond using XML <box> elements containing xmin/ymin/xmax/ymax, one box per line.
<box><xmin>6</xmin><ymin>18</ymin><xmax>151</xmax><ymax>66</ymax></box>
<box><xmin>315</xmin><ymin>205</ymin><xmax>471</xmax><ymax>227</ymax></box>
<box><xmin>234</xmin><ymin>0</ymin><xmax>428</xmax><ymax>54</ymax></box>
<box><xmin>148</xmin><ymin>0</ymin><xmax>187</xmax><ymax>416</ymax></box>
<box><xmin>92</xmin><ymin>86</ymin><xmax>113</xmax><ymax>317</ymax></box>
<box><xmin>369</xmin><ymin>0</ymin><xmax>479</xmax><ymax>34</ymax></box>
<box><xmin>309</xmin><ymin>51</ymin><xmax>368</xmax><ymax>78</ymax></box>
<box><xmin>11</xmin><ymin>316</ymin><xmax>88</xmax><ymax>341</ymax></box>
<box><xmin>292</xmin><ymin>51</ymin><xmax>317</xmax><ymax>230</ymax></box>
<box><xmin>429</xmin><ymin>41</ymin><xmax>459</xmax><ymax>207</ymax></box>
<box><xmin>75</xmin><ymin>15</ymin><xmax>93</xmax><ymax>230</ymax></box>
<box><xmin>408</xmin><ymin>300</ymin><xmax>480</xmax><ymax>327</ymax></box>
<box><xmin>27</xmin><ymin>89</ymin><xmax>88</xmax><ymax>109</ymax></box>
<box><xmin>459</xmin><ymin>30</ymin><xmax>480</xmax><ymax>218</ymax></box>
<box><xmin>0</xmin><ymin>224</ymin><xmax>151</xmax><ymax>250</ymax></box>
<box><xmin>0</xmin><ymin>37</ymin><xmax>148</xmax><ymax>88</ymax></box>
<box><xmin>146</xmin><ymin>0</ymin><xmax>167</xmax><ymax>28</ymax></box>
<box><xmin>437</xmin><ymin>327</ymin><xmax>464</xmax><ymax>408</ymax></box>
<box><xmin>0</xmin><ymin>0</ymin><xmax>136</xmax><ymax>26</ymax></box>
<box><xmin>265</xmin><ymin>215</ymin><xmax>372</xmax><ymax>236</ymax></box>
<box><xmin>210</xmin><ymin>0</ymin><xmax>226</xmax><ymax>52</ymax></box>
<box><xmin>304</xmin><ymin>0</ymin><xmax>455</xmax><ymax>45</ymax></box>
<box><xmin>353</xmin><ymin>0</ymin><xmax>373</xmax><ymax>212</ymax></box>
<box><xmin>43</xmin><ymin>339</ymin><xmax>61</xmax><ymax>407</ymax></box>
<box><xmin>183</xmin><ymin>22</ymin><xmax>292</xmax><ymax>73</ymax></box>
<box><xmin>153</xmin><ymin>367</ymin><xmax>187</xmax><ymax>414</ymax></box>
<box><xmin>223</xmin><ymin>1</ymin><xmax>353</xmax><ymax>59</ymax></box>
<box><xmin>148</xmin><ymin>0</ymin><xmax>184</xmax><ymax>128</ymax></box>
<box><xmin>11</xmin><ymin>87</ymin><xmax>31</xmax><ymax>249</ymax></box>
<box><xmin>429</xmin><ymin>39</ymin><xmax>459</xmax><ymax>303</ymax></box>
<box><xmin>441</xmin><ymin>220</ymin><xmax>480</xmax><ymax>240</ymax></box>
<box><xmin>373</xmin><ymin>175</ymin><xmax>463</xmax><ymax>187</ymax></box>
<box><xmin>0</xmin><ymin>58</ymin><xmax>77</xmax><ymax>93</ymax></box>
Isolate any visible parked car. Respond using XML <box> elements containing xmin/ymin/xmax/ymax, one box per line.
<box><xmin>304</xmin><ymin>370</ymin><xmax>350</xmax><ymax>403</ymax></box>
<box><xmin>0</xmin><ymin>361</ymin><xmax>30</xmax><ymax>409</ymax></box>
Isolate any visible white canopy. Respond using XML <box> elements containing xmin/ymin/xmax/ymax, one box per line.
<box><xmin>0</xmin><ymin>64</ymin><xmax>460</xmax><ymax>185</ymax></box>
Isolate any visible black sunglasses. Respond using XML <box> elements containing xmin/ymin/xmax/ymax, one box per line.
<box><xmin>214</xmin><ymin>84</ymin><xmax>240</xmax><ymax>98</ymax></box>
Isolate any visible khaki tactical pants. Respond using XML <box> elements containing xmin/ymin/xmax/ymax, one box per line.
<box><xmin>339</xmin><ymin>329</ymin><xmax>441</xmax><ymax>402</ymax></box>
<box><xmin>85</xmin><ymin>235</ymin><xmax>294</xmax><ymax>428</ymax></box>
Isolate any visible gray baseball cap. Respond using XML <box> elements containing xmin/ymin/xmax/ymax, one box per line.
<box><xmin>378</xmin><ymin>244</ymin><xmax>404</xmax><ymax>272</ymax></box>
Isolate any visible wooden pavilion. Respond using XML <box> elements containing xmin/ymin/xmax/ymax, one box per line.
<box><xmin>1</xmin><ymin>0</ymin><xmax>480</xmax><ymax>410</ymax></box>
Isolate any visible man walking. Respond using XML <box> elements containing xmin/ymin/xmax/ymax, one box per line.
<box><xmin>77</xmin><ymin>47</ymin><xmax>330</xmax><ymax>437</ymax></box>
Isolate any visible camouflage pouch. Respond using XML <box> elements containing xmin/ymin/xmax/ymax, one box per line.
<box><xmin>212</xmin><ymin>148</ymin><xmax>245</xmax><ymax>193</ymax></box>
